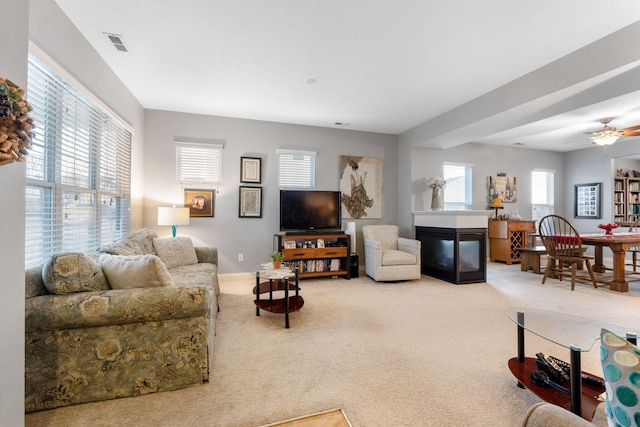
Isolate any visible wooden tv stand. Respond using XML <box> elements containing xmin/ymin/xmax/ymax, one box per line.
<box><xmin>274</xmin><ymin>233</ymin><xmax>351</xmax><ymax>279</ymax></box>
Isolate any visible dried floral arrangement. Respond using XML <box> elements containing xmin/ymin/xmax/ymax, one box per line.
<box><xmin>0</xmin><ymin>77</ymin><xmax>34</xmax><ymax>166</ymax></box>
<box><xmin>427</xmin><ymin>177</ymin><xmax>447</xmax><ymax>189</ymax></box>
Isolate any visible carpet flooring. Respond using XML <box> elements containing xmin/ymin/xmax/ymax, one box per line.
<box><xmin>24</xmin><ymin>261</ymin><xmax>640</xmax><ymax>426</ymax></box>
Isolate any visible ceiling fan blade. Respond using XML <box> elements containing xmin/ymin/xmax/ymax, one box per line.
<box><xmin>621</xmin><ymin>125</ymin><xmax>640</xmax><ymax>136</ymax></box>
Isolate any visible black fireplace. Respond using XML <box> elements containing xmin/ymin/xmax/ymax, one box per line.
<box><xmin>416</xmin><ymin>226</ymin><xmax>486</xmax><ymax>284</ymax></box>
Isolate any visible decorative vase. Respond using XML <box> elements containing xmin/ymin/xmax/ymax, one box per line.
<box><xmin>431</xmin><ymin>187</ymin><xmax>443</xmax><ymax>211</ymax></box>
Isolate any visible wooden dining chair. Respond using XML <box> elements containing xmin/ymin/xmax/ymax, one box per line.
<box><xmin>538</xmin><ymin>214</ymin><xmax>598</xmax><ymax>290</ymax></box>
<box><xmin>628</xmin><ymin>218</ymin><xmax>640</xmax><ymax>272</ymax></box>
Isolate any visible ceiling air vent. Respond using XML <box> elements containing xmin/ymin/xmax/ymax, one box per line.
<box><xmin>105</xmin><ymin>33</ymin><xmax>128</xmax><ymax>52</ymax></box>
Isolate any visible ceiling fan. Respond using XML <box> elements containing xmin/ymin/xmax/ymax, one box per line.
<box><xmin>586</xmin><ymin>118</ymin><xmax>640</xmax><ymax>146</ymax></box>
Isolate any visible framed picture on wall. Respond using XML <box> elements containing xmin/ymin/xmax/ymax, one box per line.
<box><xmin>239</xmin><ymin>186</ymin><xmax>262</xmax><ymax>218</ymax></box>
<box><xmin>184</xmin><ymin>189</ymin><xmax>214</xmax><ymax>217</ymax></box>
<box><xmin>574</xmin><ymin>182</ymin><xmax>601</xmax><ymax>219</ymax></box>
<box><xmin>240</xmin><ymin>156</ymin><xmax>262</xmax><ymax>184</ymax></box>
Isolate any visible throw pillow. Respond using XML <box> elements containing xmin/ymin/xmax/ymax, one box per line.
<box><xmin>42</xmin><ymin>252</ymin><xmax>110</xmax><ymax>295</ymax></box>
<box><xmin>98</xmin><ymin>228</ymin><xmax>158</xmax><ymax>256</ymax></box>
<box><xmin>600</xmin><ymin>328</ymin><xmax>640</xmax><ymax>427</ymax></box>
<box><xmin>153</xmin><ymin>236</ymin><xmax>198</xmax><ymax>269</ymax></box>
<box><xmin>100</xmin><ymin>254</ymin><xmax>175</xmax><ymax>289</ymax></box>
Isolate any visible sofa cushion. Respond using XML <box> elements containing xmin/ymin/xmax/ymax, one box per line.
<box><xmin>100</xmin><ymin>254</ymin><xmax>175</xmax><ymax>289</ymax></box>
<box><xmin>99</xmin><ymin>228</ymin><xmax>158</xmax><ymax>256</ymax></box>
<box><xmin>153</xmin><ymin>237</ymin><xmax>198</xmax><ymax>269</ymax></box>
<box><xmin>600</xmin><ymin>328</ymin><xmax>640</xmax><ymax>427</ymax></box>
<box><xmin>42</xmin><ymin>252</ymin><xmax>110</xmax><ymax>295</ymax></box>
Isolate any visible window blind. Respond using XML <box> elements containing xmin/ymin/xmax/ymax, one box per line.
<box><xmin>25</xmin><ymin>54</ymin><xmax>132</xmax><ymax>268</ymax></box>
<box><xmin>175</xmin><ymin>142</ymin><xmax>223</xmax><ymax>185</ymax></box>
<box><xmin>531</xmin><ymin>170</ymin><xmax>554</xmax><ymax>222</ymax></box>
<box><xmin>277</xmin><ymin>149</ymin><xmax>316</xmax><ymax>188</ymax></box>
<box><xmin>443</xmin><ymin>163</ymin><xmax>472</xmax><ymax>210</ymax></box>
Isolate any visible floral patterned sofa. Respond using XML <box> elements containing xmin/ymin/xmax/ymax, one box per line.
<box><xmin>24</xmin><ymin>228</ymin><xmax>219</xmax><ymax>412</ymax></box>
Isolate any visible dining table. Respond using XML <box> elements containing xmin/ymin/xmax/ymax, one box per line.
<box><xmin>579</xmin><ymin>232</ymin><xmax>640</xmax><ymax>292</ymax></box>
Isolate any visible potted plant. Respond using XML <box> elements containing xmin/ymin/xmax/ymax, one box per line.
<box><xmin>271</xmin><ymin>251</ymin><xmax>284</xmax><ymax>269</ymax></box>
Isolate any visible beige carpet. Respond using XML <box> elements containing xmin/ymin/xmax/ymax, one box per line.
<box><xmin>25</xmin><ymin>261</ymin><xmax>640</xmax><ymax>427</ymax></box>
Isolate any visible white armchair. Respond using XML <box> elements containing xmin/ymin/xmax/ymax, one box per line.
<box><xmin>362</xmin><ymin>225</ymin><xmax>421</xmax><ymax>281</ymax></box>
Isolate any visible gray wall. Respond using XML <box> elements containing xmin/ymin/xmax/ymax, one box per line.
<box><xmin>409</xmin><ymin>142</ymin><xmax>566</xmax><ymax>223</ymax></box>
<box><xmin>143</xmin><ymin>110</ymin><xmax>398</xmax><ymax>273</ymax></box>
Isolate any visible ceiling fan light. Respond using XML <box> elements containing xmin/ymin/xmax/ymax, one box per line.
<box><xmin>593</xmin><ymin>134</ymin><xmax>620</xmax><ymax>146</ymax></box>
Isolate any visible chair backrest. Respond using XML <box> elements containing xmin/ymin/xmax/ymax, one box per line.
<box><xmin>362</xmin><ymin>225</ymin><xmax>399</xmax><ymax>250</ymax></box>
<box><xmin>538</xmin><ymin>214</ymin><xmax>585</xmax><ymax>261</ymax></box>
<box><xmin>629</xmin><ymin>217</ymin><xmax>640</xmax><ymax>233</ymax></box>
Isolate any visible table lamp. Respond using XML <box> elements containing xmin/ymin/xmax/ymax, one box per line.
<box><xmin>489</xmin><ymin>197</ymin><xmax>504</xmax><ymax>219</ymax></box>
<box><xmin>158</xmin><ymin>205</ymin><xmax>190</xmax><ymax>237</ymax></box>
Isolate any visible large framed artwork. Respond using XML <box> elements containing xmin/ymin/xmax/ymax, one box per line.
<box><xmin>239</xmin><ymin>186</ymin><xmax>262</xmax><ymax>218</ymax></box>
<box><xmin>184</xmin><ymin>189</ymin><xmax>214</xmax><ymax>217</ymax></box>
<box><xmin>240</xmin><ymin>156</ymin><xmax>261</xmax><ymax>184</ymax></box>
<box><xmin>487</xmin><ymin>176</ymin><xmax>517</xmax><ymax>203</ymax></box>
<box><xmin>339</xmin><ymin>155</ymin><xmax>382</xmax><ymax>219</ymax></box>
<box><xmin>574</xmin><ymin>182</ymin><xmax>601</xmax><ymax>219</ymax></box>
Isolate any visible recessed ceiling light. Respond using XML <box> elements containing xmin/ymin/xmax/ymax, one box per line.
<box><xmin>307</xmin><ymin>79</ymin><xmax>317</xmax><ymax>85</ymax></box>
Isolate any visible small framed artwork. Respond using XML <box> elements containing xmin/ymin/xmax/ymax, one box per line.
<box><xmin>283</xmin><ymin>240</ymin><xmax>296</xmax><ymax>249</ymax></box>
<box><xmin>240</xmin><ymin>156</ymin><xmax>262</xmax><ymax>184</ymax></box>
<box><xmin>239</xmin><ymin>186</ymin><xmax>262</xmax><ymax>218</ymax></box>
<box><xmin>185</xmin><ymin>189</ymin><xmax>214</xmax><ymax>217</ymax></box>
<box><xmin>317</xmin><ymin>238</ymin><xmax>325</xmax><ymax>248</ymax></box>
<box><xmin>574</xmin><ymin>182</ymin><xmax>601</xmax><ymax>219</ymax></box>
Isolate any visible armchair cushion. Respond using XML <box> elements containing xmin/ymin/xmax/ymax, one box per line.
<box><xmin>382</xmin><ymin>250</ymin><xmax>417</xmax><ymax>266</ymax></box>
<box><xmin>100</xmin><ymin>254</ymin><xmax>175</xmax><ymax>289</ymax></box>
<box><xmin>153</xmin><ymin>236</ymin><xmax>198</xmax><ymax>269</ymax></box>
<box><xmin>42</xmin><ymin>252</ymin><xmax>110</xmax><ymax>295</ymax></box>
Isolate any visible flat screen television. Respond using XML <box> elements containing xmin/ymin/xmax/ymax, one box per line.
<box><xmin>280</xmin><ymin>190</ymin><xmax>342</xmax><ymax>233</ymax></box>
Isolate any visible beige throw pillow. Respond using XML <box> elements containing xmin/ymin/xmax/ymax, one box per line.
<box><xmin>100</xmin><ymin>254</ymin><xmax>175</xmax><ymax>289</ymax></box>
<box><xmin>153</xmin><ymin>237</ymin><xmax>198</xmax><ymax>269</ymax></box>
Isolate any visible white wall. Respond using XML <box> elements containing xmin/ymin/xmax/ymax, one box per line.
<box><xmin>143</xmin><ymin>110</ymin><xmax>398</xmax><ymax>273</ymax></box>
<box><xmin>0</xmin><ymin>2</ymin><xmax>28</xmax><ymax>424</ymax></box>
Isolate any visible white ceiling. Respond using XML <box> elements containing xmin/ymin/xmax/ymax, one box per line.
<box><xmin>54</xmin><ymin>0</ymin><xmax>640</xmax><ymax>152</ymax></box>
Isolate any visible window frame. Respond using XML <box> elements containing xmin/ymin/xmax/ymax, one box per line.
<box><xmin>25</xmin><ymin>47</ymin><xmax>132</xmax><ymax>268</ymax></box>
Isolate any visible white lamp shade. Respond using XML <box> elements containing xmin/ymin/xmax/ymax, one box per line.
<box><xmin>344</xmin><ymin>221</ymin><xmax>356</xmax><ymax>254</ymax></box>
<box><xmin>158</xmin><ymin>207</ymin><xmax>190</xmax><ymax>226</ymax></box>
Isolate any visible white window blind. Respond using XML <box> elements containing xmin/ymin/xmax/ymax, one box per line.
<box><xmin>176</xmin><ymin>142</ymin><xmax>223</xmax><ymax>185</ymax></box>
<box><xmin>443</xmin><ymin>163</ymin><xmax>472</xmax><ymax>210</ymax></box>
<box><xmin>25</xmin><ymin>53</ymin><xmax>132</xmax><ymax>268</ymax></box>
<box><xmin>532</xmin><ymin>169</ymin><xmax>555</xmax><ymax>223</ymax></box>
<box><xmin>277</xmin><ymin>149</ymin><xmax>316</xmax><ymax>188</ymax></box>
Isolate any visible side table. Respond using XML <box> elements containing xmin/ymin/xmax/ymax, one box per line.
<box><xmin>252</xmin><ymin>262</ymin><xmax>303</xmax><ymax>328</ymax></box>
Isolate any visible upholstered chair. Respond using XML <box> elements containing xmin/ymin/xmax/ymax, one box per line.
<box><xmin>362</xmin><ymin>225</ymin><xmax>421</xmax><ymax>281</ymax></box>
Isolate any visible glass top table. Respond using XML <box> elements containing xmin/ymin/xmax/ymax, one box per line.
<box><xmin>506</xmin><ymin>308</ymin><xmax>637</xmax><ymax>352</ymax></box>
<box><xmin>506</xmin><ymin>307</ymin><xmax>638</xmax><ymax>421</ymax></box>
<box><xmin>251</xmin><ymin>262</ymin><xmax>303</xmax><ymax>328</ymax></box>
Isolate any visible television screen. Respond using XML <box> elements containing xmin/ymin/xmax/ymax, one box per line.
<box><xmin>280</xmin><ymin>190</ymin><xmax>342</xmax><ymax>232</ymax></box>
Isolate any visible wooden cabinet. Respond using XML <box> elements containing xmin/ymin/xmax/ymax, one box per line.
<box><xmin>488</xmin><ymin>220</ymin><xmax>535</xmax><ymax>264</ymax></box>
<box><xmin>274</xmin><ymin>233</ymin><xmax>351</xmax><ymax>279</ymax></box>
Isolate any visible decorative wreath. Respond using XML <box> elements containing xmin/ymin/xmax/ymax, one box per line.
<box><xmin>0</xmin><ymin>77</ymin><xmax>34</xmax><ymax>166</ymax></box>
